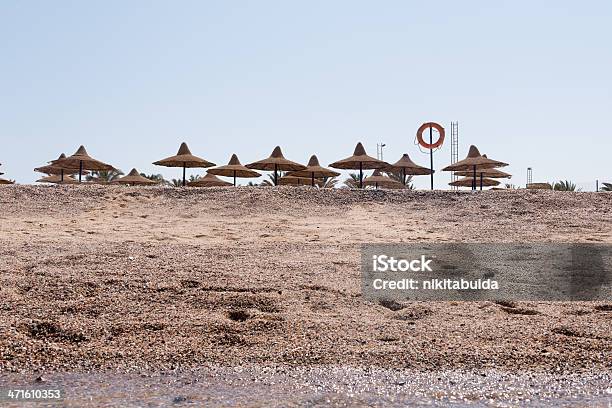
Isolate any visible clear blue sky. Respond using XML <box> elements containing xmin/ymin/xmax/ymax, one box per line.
<box><xmin>1</xmin><ymin>0</ymin><xmax>610</xmax><ymax>189</ymax></box>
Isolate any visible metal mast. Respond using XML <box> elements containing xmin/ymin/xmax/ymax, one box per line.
<box><xmin>450</xmin><ymin>122</ymin><xmax>459</xmax><ymax>189</ymax></box>
<box><xmin>527</xmin><ymin>167</ymin><xmax>533</xmax><ymax>187</ymax></box>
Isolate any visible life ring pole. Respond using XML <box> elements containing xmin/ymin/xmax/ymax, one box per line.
<box><xmin>416</xmin><ymin>122</ymin><xmax>445</xmax><ymax>190</ymax></box>
<box><xmin>429</xmin><ymin>126</ymin><xmax>434</xmax><ymax>190</ymax></box>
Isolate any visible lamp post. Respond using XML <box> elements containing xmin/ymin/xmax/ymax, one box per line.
<box><xmin>376</xmin><ymin>143</ymin><xmax>386</xmax><ymax>160</ymax></box>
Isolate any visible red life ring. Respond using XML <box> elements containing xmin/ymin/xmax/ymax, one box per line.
<box><xmin>417</xmin><ymin>122</ymin><xmax>445</xmax><ymax>149</ymax></box>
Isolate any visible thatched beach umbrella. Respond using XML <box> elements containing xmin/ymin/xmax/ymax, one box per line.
<box><xmin>278</xmin><ymin>175</ymin><xmax>317</xmax><ymax>186</ymax></box>
<box><xmin>285</xmin><ymin>155</ymin><xmax>340</xmax><ymax>187</ymax></box>
<box><xmin>35</xmin><ymin>153</ymin><xmax>88</xmax><ymax>182</ymax></box>
<box><xmin>153</xmin><ymin>142</ymin><xmax>215</xmax><ymax>187</ymax></box>
<box><xmin>187</xmin><ymin>173</ymin><xmax>232</xmax><ymax>187</ymax></box>
<box><xmin>207</xmin><ymin>154</ymin><xmax>261</xmax><ymax>186</ymax></box>
<box><xmin>387</xmin><ymin>153</ymin><xmax>433</xmax><ymax>185</ymax></box>
<box><xmin>450</xmin><ymin>176</ymin><xmax>500</xmax><ymax>188</ymax></box>
<box><xmin>454</xmin><ymin>154</ymin><xmax>511</xmax><ymax>184</ymax></box>
<box><xmin>363</xmin><ymin>169</ymin><xmax>405</xmax><ymax>189</ymax></box>
<box><xmin>442</xmin><ymin>146</ymin><xmax>508</xmax><ymax>190</ymax></box>
<box><xmin>330</xmin><ymin>142</ymin><xmax>388</xmax><ymax>189</ymax></box>
<box><xmin>0</xmin><ymin>178</ymin><xmax>14</xmax><ymax>185</ymax></box>
<box><xmin>36</xmin><ymin>174</ymin><xmax>79</xmax><ymax>184</ymax></box>
<box><xmin>53</xmin><ymin>146</ymin><xmax>114</xmax><ymax>183</ymax></box>
<box><xmin>455</xmin><ymin>168</ymin><xmax>511</xmax><ymax>179</ymax></box>
<box><xmin>112</xmin><ymin>169</ymin><xmax>157</xmax><ymax>186</ymax></box>
<box><xmin>246</xmin><ymin>146</ymin><xmax>306</xmax><ymax>186</ymax></box>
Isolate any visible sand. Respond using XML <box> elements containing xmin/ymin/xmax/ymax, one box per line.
<box><xmin>0</xmin><ymin>185</ymin><xmax>610</xmax><ymax>373</ymax></box>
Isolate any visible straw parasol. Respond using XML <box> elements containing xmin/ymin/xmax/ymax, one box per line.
<box><xmin>442</xmin><ymin>146</ymin><xmax>508</xmax><ymax>171</ymax></box>
<box><xmin>36</xmin><ymin>174</ymin><xmax>79</xmax><ymax>184</ymax></box>
<box><xmin>187</xmin><ymin>173</ymin><xmax>232</xmax><ymax>187</ymax></box>
<box><xmin>285</xmin><ymin>155</ymin><xmax>340</xmax><ymax>187</ymax></box>
<box><xmin>454</xmin><ymin>168</ymin><xmax>512</xmax><ymax>179</ymax></box>
<box><xmin>387</xmin><ymin>153</ymin><xmax>433</xmax><ymax>185</ymax></box>
<box><xmin>449</xmin><ymin>177</ymin><xmax>500</xmax><ymax>188</ymax></box>
<box><xmin>53</xmin><ymin>146</ymin><xmax>114</xmax><ymax>182</ymax></box>
<box><xmin>153</xmin><ymin>142</ymin><xmax>216</xmax><ymax>187</ymax></box>
<box><xmin>0</xmin><ymin>178</ymin><xmax>14</xmax><ymax>185</ymax></box>
<box><xmin>330</xmin><ymin>142</ymin><xmax>389</xmax><ymax>189</ymax></box>
<box><xmin>278</xmin><ymin>175</ymin><xmax>318</xmax><ymax>186</ymax></box>
<box><xmin>112</xmin><ymin>169</ymin><xmax>158</xmax><ymax>186</ymax></box>
<box><xmin>35</xmin><ymin>153</ymin><xmax>88</xmax><ymax>181</ymax></box>
<box><xmin>442</xmin><ymin>145</ymin><xmax>508</xmax><ymax>190</ymax></box>
<box><xmin>363</xmin><ymin>169</ymin><xmax>405</xmax><ymax>189</ymax></box>
<box><xmin>207</xmin><ymin>154</ymin><xmax>261</xmax><ymax>186</ymax></box>
<box><xmin>246</xmin><ymin>146</ymin><xmax>306</xmax><ymax>186</ymax></box>
<box><xmin>454</xmin><ymin>154</ymin><xmax>511</xmax><ymax>180</ymax></box>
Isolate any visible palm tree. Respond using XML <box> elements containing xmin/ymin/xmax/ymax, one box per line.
<box><xmin>383</xmin><ymin>169</ymin><xmax>414</xmax><ymax>189</ymax></box>
<box><xmin>342</xmin><ymin>173</ymin><xmax>360</xmax><ymax>189</ymax></box>
<box><xmin>319</xmin><ymin>177</ymin><xmax>338</xmax><ymax>189</ymax></box>
<box><xmin>553</xmin><ymin>180</ymin><xmax>577</xmax><ymax>191</ymax></box>
<box><xmin>600</xmin><ymin>182</ymin><xmax>612</xmax><ymax>192</ymax></box>
<box><xmin>140</xmin><ymin>173</ymin><xmax>166</xmax><ymax>184</ymax></box>
<box><xmin>86</xmin><ymin>169</ymin><xmax>124</xmax><ymax>183</ymax></box>
<box><xmin>260</xmin><ymin>172</ymin><xmax>285</xmax><ymax>186</ymax></box>
<box><xmin>553</xmin><ymin>180</ymin><xmax>579</xmax><ymax>191</ymax></box>
<box><xmin>189</xmin><ymin>174</ymin><xmax>201</xmax><ymax>182</ymax></box>
<box><xmin>504</xmin><ymin>183</ymin><xmax>519</xmax><ymax>189</ymax></box>
<box><xmin>260</xmin><ymin>177</ymin><xmax>273</xmax><ymax>187</ymax></box>
<box><xmin>170</xmin><ymin>178</ymin><xmax>183</xmax><ymax>187</ymax></box>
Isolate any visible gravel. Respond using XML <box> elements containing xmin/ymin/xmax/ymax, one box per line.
<box><xmin>0</xmin><ymin>185</ymin><xmax>610</xmax><ymax>374</ymax></box>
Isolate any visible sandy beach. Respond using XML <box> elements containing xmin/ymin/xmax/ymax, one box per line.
<box><xmin>0</xmin><ymin>186</ymin><xmax>611</xmax><ymax>374</ymax></box>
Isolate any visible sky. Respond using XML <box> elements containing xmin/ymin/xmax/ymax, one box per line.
<box><xmin>1</xmin><ymin>0</ymin><xmax>610</xmax><ymax>189</ymax></box>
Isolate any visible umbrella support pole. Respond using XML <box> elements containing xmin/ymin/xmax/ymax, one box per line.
<box><xmin>79</xmin><ymin>161</ymin><xmax>83</xmax><ymax>183</ymax></box>
<box><xmin>480</xmin><ymin>173</ymin><xmax>483</xmax><ymax>190</ymax></box>
<box><xmin>274</xmin><ymin>164</ymin><xmax>278</xmax><ymax>186</ymax></box>
<box><xmin>233</xmin><ymin>171</ymin><xmax>236</xmax><ymax>187</ymax></box>
<box><xmin>402</xmin><ymin>168</ymin><xmax>406</xmax><ymax>186</ymax></box>
<box><xmin>311</xmin><ymin>173</ymin><xmax>315</xmax><ymax>187</ymax></box>
<box><xmin>182</xmin><ymin>164</ymin><xmax>186</xmax><ymax>187</ymax></box>
<box><xmin>472</xmin><ymin>165</ymin><xmax>476</xmax><ymax>191</ymax></box>
<box><xmin>359</xmin><ymin>163</ymin><xmax>363</xmax><ymax>189</ymax></box>
<box><xmin>61</xmin><ymin>169</ymin><xmax>64</xmax><ymax>183</ymax></box>
<box><xmin>429</xmin><ymin>126</ymin><xmax>434</xmax><ymax>190</ymax></box>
